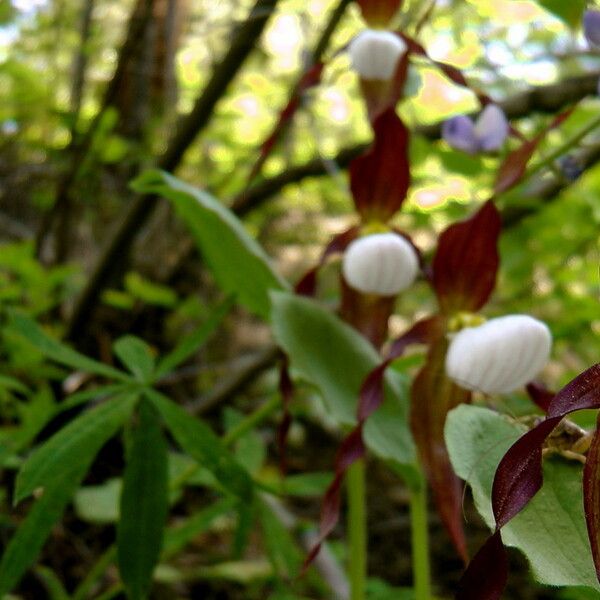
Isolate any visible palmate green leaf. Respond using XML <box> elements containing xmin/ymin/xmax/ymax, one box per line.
<box><xmin>113</xmin><ymin>336</ymin><xmax>155</xmax><ymax>382</ymax></box>
<box><xmin>270</xmin><ymin>292</ymin><xmax>415</xmax><ymax>467</ymax></box>
<box><xmin>446</xmin><ymin>405</ymin><xmax>600</xmax><ymax>592</ymax></box>
<box><xmin>145</xmin><ymin>389</ymin><xmax>254</xmax><ymax>500</ymax></box>
<box><xmin>0</xmin><ymin>394</ymin><xmax>137</xmax><ymax>595</ymax></box>
<box><xmin>155</xmin><ymin>295</ymin><xmax>234</xmax><ymax>378</ymax></box>
<box><xmin>7</xmin><ymin>311</ymin><xmax>130</xmax><ymax>382</ymax></box>
<box><xmin>132</xmin><ymin>170</ymin><xmax>288</xmax><ymax>319</ymax></box>
<box><xmin>15</xmin><ymin>394</ymin><xmax>138</xmax><ymax>504</ymax></box>
<box><xmin>118</xmin><ymin>399</ymin><xmax>168</xmax><ymax>600</ymax></box>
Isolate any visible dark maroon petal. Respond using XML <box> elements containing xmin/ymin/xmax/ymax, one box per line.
<box><xmin>302</xmin><ymin>427</ymin><xmax>366</xmax><ymax>572</ymax></box>
<box><xmin>294</xmin><ymin>227</ymin><xmax>359</xmax><ymax>296</ymax></box>
<box><xmin>387</xmin><ymin>315</ymin><xmax>444</xmax><ymax>359</ymax></box>
<box><xmin>357</xmin><ymin>0</ymin><xmax>402</xmax><ymax>26</ymax></box>
<box><xmin>247</xmin><ymin>63</ymin><xmax>323</xmax><ymax>184</ymax></box>
<box><xmin>547</xmin><ymin>362</ymin><xmax>600</xmax><ymax>417</ymax></box>
<box><xmin>462</xmin><ymin>363</ymin><xmax>600</xmax><ymax>594</ymax></box>
<box><xmin>526</xmin><ymin>381</ymin><xmax>555</xmax><ymax>412</ymax></box>
<box><xmin>411</xmin><ymin>338</ymin><xmax>471</xmax><ymax>562</ymax></box>
<box><xmin>277</xmin><ymin>357</ymin><xmax>294</xmax><ymax>475</ymax></box>
<box><xmin>456</xmin><ymin>531</ymin><xmax>507</xmax><ymax>600</ymax></box>
<box><xmin>339</xmin><ymin>278</ymin><xmax>396</xmax><ymax>349</ymax></box>
<box><xmin>350</xmin><ymin>108</ymin><xmax>410</xmax><ymax>222</ymax></box>
<box><xmin>362</xmin><ymin>50</ymin><xmax>411</xmax><ymax>122</ymax></box>
<box><xmin>494</xmin><ymin>106</ymin><xmax>577</xmax><ymax>195</ymax></box>
<box><xmin>432</xmin><ymin>200</ymin><xmax>501</xmax><ymax>313</ymax></box>
<box><xmin>583</xmin><ymin>417</ymin><xmax>600</xmax><ymax>580</ymax></box>
<box><xmin>399</xmin><ymin>33</ymin><xmax>490</xmax><ymax>106</ymax></box>
<box><xmin>493</xmin><ymin>138</ymin><xmax>538</xmax><ymax>196</ymax></box>
<box><xmin>491</xmin><ymin>417</ymin><xmax>560</xmax><ymax>527</ymax></box>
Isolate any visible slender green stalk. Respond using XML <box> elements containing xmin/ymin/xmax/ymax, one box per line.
<box><xmin>222</xmin><ymin>394</ymin><xmax>281</xmax><ymax>446</ymax></box>
<box><xmin>72</xmin><ymin>546</ymin><xmax>117</xmax><ymax>600</ymax></box>
<box><xmin>347</xmin><ymin>458</ymin><xmax>367</xmax><ymax>600</ymax></box>
<box><xmin>409</xmin><ymin>473</ymin><xmax>432</xmax><ymax>600</ymax></box>
<box><xmin>522</xmin><ymin>112</ymin><xmax>600</xmax><ymax>185</ymax></box>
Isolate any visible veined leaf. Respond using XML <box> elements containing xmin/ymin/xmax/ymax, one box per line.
<box><xmin>446</xmin><ymin>405</ymin><xmax>600</xmax><ymax>590</ymax></box>
<box><xmin>8</xmin><ymin>311</ymin><xmax>130</xmax><ymax>382</ymax></box>
<box><xmin>270</xmin><ymin>292</ymin><xmax>415</xmax><ymax>466</ymax></box>
<box><xmin>156</xmin><ymin>296</ymin><xmax>234</xmax><ymax>378</ymax></box>
<box><xmin>145</xmin><ymin>389</ymin><xmax>253</xmax><ymax>500</ymax></box>
<box><xmin>0</xmin><ymin>394</ymin><xmax>137</xmax><ymax>595</ymax></box>
<box><xmin>15</xmin><ymin>394</ymin><xmax>137</xmax><ymax>504</ymax></box>
<box><xmin>118</xmin><ymin>399</ymin><xmax>168</xmax><ymax>600</ymax></box>
<box><xmin>132</xmin><ymin>170</ymin><xmax>288</xmax><ymax>319</ymax></box>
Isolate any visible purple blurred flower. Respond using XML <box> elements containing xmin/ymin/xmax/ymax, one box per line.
<box><xmin>442</xmin><ymin>104</ymin><xmax>509</xmax><ymax>155</ymax></box>
<box><xmin>584</xmin><ymin>10</ymin><xmax>600</xmax><ymax>48</ymax></box>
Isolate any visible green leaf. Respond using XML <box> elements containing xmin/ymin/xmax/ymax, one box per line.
<box><xmin>113</xmin><ymin>336</ymin><xmax>155</xmax><ymax>382</ymax></box>
<box><xmin>446</xmin><ymin>405</ymin><xmax>600</xmax><ymax>591</ymax></box>
<box><xmin>146</xmin><ymin>389</ymin><xmax>254</xmax><ymax>500</ymax></box>
<box><xmin>0</xmin><ymin>394</ymin><xmax>137</xmax><ymax>595</ymax></box>
<box><xmin>537</xmin><ymin>0</ymin><xmax>585</xmax><ymax>28</ymax></box>
<box><xmin>118</xmin><ymin>399</ymin><xmax>169</xmax><ymax>600</ymax></box>
<box><xmin>124</xmin><ymin>272</ymin><xmax>178</xmax><ymax>308</ymax></box>
<box><xmin>7</xmin><ymin>311</ymin><xmax>130</xmax><ymax>382</ymax></box>
<box><xmin>156</xmin><ymin>295</ymin><xmax>234</xmax><ymax>377</ymax></box>
<box><xmin>15</xmin><ymin>394</ymin><xmax>137</xmax><ymax>504</ymax></box>
<box><xmin>132</xmin><ymin>170</ymin><xmax>289</xmax><ymax>319</ymax></box>
<box><xmin>270</xmin><ymin>292</ymin><xmax>415</xmax><ymax>466</ymax></box>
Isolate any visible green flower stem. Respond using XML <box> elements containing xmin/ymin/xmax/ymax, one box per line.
<box><xmin>347</xmin><ymin>458</ymin><xmax>367</xmax><ymax>600</ymax></box>
<box><xmin>409</xmin><ymin>471</ymin><xmax>432</xmax><ymax>600</ymax></box>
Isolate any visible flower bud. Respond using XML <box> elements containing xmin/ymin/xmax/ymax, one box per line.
<box><xmin>442</xmin><ymin>104</ymin><xmax>508</xmax><ymax>154</ymax></box>
<box><xmin>348</xmin><ymin>30</ymin><xmax>407</xmax><ymax>81</ymax></box>
<box><xmin>342</xmin><ymin>232</ymin><xmax>419</xmax><ymax>296</ymax></box>
<box><xmin>445</xmin><ymin>315</ymin><xmax>552</xmax><ymax>394</ymax></box>
<box><xmin>584</xmin><ymin>10</ymin><xmax>600</xmax><ymax>48</ymax></box>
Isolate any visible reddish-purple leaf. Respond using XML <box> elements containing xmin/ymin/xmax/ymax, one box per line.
<box><xmin>456</xmin><ymin>531</ymin><xmax>507</xmax><ymax>600</ymax></box>
<box><xmin>526</xmin><ymin>381</ymin><xmax>555</xmax><ymax>412</ymax></box>
<box><xmin>494</xmin><ymin>105</ymin><xmax>577</xmax><ymax>195</ymax></box>
<box><xmin>583</xmin><ymin>417</ymin><xmax>600</xmax><ymax>581</ymax></box>
<box><xmin>357</xmin><ymin>0</ymin><xmax>402</xmax><ymax>26</ymax></box>
<box><xmin>411</xmin><ymin>338</ymin><xmax>471</xmax><ymax>562</ymax></box>
<box><xmin>432</xmin><ymin>200</ymin><xmax>501</xmax><ymax>314</ymax></box>
<box><xmin>350</xmin><ymin>108</ymin><xmax>410</xmax><ymax>222</ymax></box>
<box><xmin>295</xmin><ymin>227</ymin><xmax>359</xmax><ymax>296</ymax></box>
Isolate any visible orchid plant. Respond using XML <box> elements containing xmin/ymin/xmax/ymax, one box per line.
<box><xmin>4</xmin><ymin>1</ymin><xmax>600</xmax><ymax>599</ymax></box>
